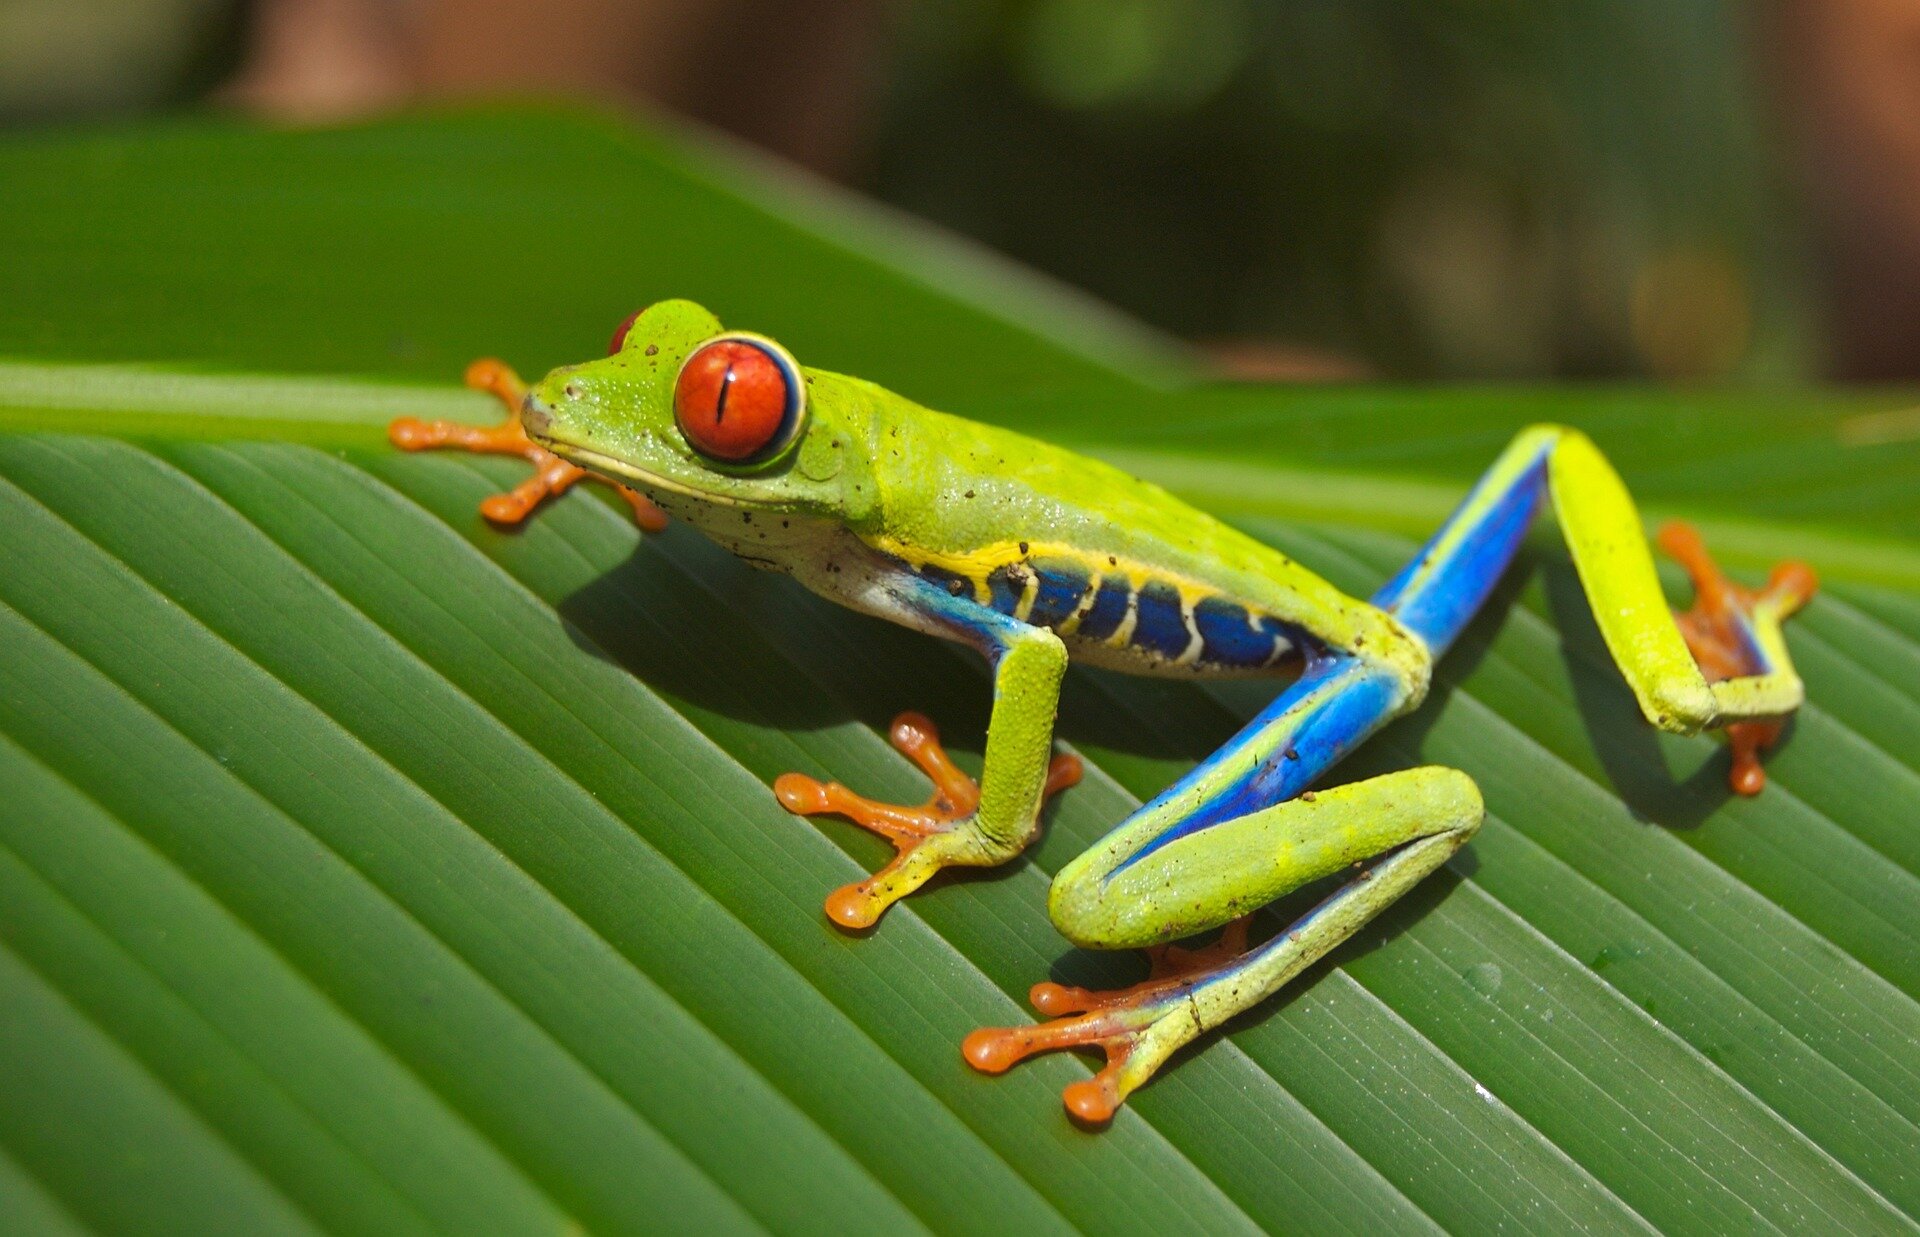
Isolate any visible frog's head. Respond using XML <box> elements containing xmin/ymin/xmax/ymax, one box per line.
<box><xmin>522</xmin><ymin>299</ymin><xmax>876</xmax><ymax>528</ymax></box>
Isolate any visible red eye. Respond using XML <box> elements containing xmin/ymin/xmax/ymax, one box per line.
<box><xmin>673</xmin><ymin>336</ymin><xmax>804</xmax><ymax>462</ymax></box>
<box><xmin>608</xmin><ymin>308</ymin><xmax>644</xmax><ymax>355</ymax></box>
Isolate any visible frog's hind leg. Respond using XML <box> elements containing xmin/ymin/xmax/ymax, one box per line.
<box><xmin>966</xmin><ymin>428</ymin><xmax>1546</xmax><ymax>1122</ymax></box>
<box><xmin>775</xmin><ymin>712</ymin><xmax>1081</xmax><ymax>928</ymax></box>
<box><xmin>388</xmin><ymin>358</ymin><xmax>667</xmax><ymax>530</ymax></box>
<box><xmin>968</xmin><ymin>758</ymin><xmax>1481</xmax><ymax>1123</ymax></box>
<box><xmin>1376</xmin><ymin>424</ymin><xmax>1818</xmax><ymax>793</ymax></box>
<box><xmin>967</xmin><ymin>653</ymin><xmax>1479</xmax><ymax>1122</ymax></box>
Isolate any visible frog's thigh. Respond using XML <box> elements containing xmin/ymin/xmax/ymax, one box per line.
<box><xmin>1051</xmin><ymin>766</ymin><xmax>1483</xmax><ymax>950</ymax></box>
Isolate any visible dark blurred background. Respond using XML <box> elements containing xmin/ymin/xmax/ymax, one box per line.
<box><xmin>5</xmin><ymin>0</ymin><xmax>1917</xmax><ymax>383</ymax></box>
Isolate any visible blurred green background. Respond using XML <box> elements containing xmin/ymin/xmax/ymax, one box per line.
<box><xmin>4</xmin><ymin>0</ymin><xmax>1916</xmax><ymax>384</ymax></box>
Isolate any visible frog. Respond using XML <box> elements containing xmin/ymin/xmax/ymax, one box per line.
<box><xmin>389</xmin><ymin>299</ymin><xmax>1816</xmax><ymax>1124</ymax></box>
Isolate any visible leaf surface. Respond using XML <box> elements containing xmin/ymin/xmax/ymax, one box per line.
<box><xmin>1</xmin><ymin>108</ymin><xmax>1915</xmax><ymax>1235</ymax></box>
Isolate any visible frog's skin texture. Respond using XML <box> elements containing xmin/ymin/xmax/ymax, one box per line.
<box><xmin>391</xmin><ymin>300</ymin><xmax>1816</xmax><ymax>1124</ymax></box>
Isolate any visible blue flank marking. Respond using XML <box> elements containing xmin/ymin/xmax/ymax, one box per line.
<box><xmin>1077</xmin><ymin>577</ymin><xmax>1132</xmax><ymax>641</ymax></box>
<box><xmin>1132</xmin><ymin>581</ymin><xmax>1190</xmax><ymax>659</ymax></box>
<box><xmin>1374</xmin><ymin>449</ymin><xmax>1550</xmax><ymax>656</ymax></box>
<box><xmin>1028</xmin><ymin>561</ymin><xmax>1089</xmax><ymax>627</ymax></box>
<box><xmin>1195</xmin><ymin>597</ymin><xmax>1280</xmax><ymax>668</ymax></box>
<box><xmin>986</xmin><ymin>565</ymin><xmax>1023</xmax><ymax>614</ymax></box>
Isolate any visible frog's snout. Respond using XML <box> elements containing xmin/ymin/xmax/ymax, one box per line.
<box><xmin>520</xmin><ymin>397</ymin><xmax>553</xmax><ymax>442</ymax></box>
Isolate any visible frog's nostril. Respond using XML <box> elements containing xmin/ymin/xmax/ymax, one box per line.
<box><xmin>563</xmin><ymin>382</ymin><xmax>583</xmax><ymax>400</ymax></box>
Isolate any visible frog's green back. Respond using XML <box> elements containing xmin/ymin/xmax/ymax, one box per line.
<box><xmin>837</xmin><ymin>377</ymin><xmax>1409</xmax><ymax>667</ymax></box>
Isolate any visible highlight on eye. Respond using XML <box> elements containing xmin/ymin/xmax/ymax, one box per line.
<box><xmin>672</xmin><ymin>334</ymin><xmax>807</xmax><ymax>463</ymax></box>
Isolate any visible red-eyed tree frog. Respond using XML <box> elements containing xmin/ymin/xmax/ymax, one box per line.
<box><xmin>390</xmin><ymin>300</ymin><xmax>1816</xmax><ymax>1125</ymax></box>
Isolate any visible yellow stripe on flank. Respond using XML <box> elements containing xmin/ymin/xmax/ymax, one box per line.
<box><xmin>862</xmin><ymin>534</ymin><xmax>1317</xmax><ymax>676</ymax></box>
<box><xmin>1175</xmin><ymin>599</ymin><xmax>1205</xmax><ymax>667</ymax></box>
<box><xmin>1014</xmin><ymin>569</ymin><xmax>1040</xmax><ymax>622</ymax></box>
<box><xmin>1109</xmin><ymin>592</ymin><xmax>1139</xmax><ymax>649</ymax></box>
<box><xmin>865</xmin><ymin>535</ymin><xmax>1234</xmax><ymax>621</ymax></box>
<box><xmin>867</xmin><ymin>535</ymin><xmax>1050</xmax><ymax>579</ymax></box>
<box><xmin>1057</xmin><ymin>572</ymin><xmax>1103</xmax><ymax>636</ymax></box>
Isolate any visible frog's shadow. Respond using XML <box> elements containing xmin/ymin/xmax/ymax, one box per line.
<box><xmin>554</xmin><ymin>528</ymin><xmax>845</xmax><ymax>733</ymax></box>
<box><xmin>1538</xmin><ymin>557</ymin><xmax>1762</xmax><ymax>830</ymax></box>
<box><xmin>555</xmin><ymin>526</ymin><xmax>1216</xmax><ymax>763</ymax></box>
<box><xmin>558</xmin><ymin>531</ymin><xmax>1754</xmax><ymax>836</ymax></box>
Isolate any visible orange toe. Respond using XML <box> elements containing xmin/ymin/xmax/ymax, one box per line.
<box><xmin>620</xmin><ymin>488</ymin><xmax>671</xmax><ymax>532</ymax></box>
<box><xmin>824</xmin><ymin>882</ymin><xmax>881</xmax><ymax>930</ymax></box>
<box><xmin>886</xmin><ymin>712</ymin><xmax>980</xmax><ymax>816</ymax></box>
<box><xmin>1063</xmin><ymin>1076</ymin><xmax>1123</xmax><ymax>1125</ymax></box>
<box><xmin>964</xmin><ymin>1006</ymin><xmax>1142</xmax><ymax>1126</ymax></box>
<box><xmin>775</xmin><ymin>713</ymin><xmax>979</xmax><ymax>842</ymax></box>
<box><xmin>388</xmin><ymin>358</ymin><xmax>670</xmax><ymax>532</ymax></box>
<box><xmin>777</xmin><ymin>712</ymin><xmax>1079</xmax><ymax>929</ymax></box>
<box><xmin>1726</xmin><ymin>722</ymin><xmax>1780</xmax><ymax>797</ymax></box>
<box><xmin>1656</xmin><ymin>520</ymin><xmax>1816</xmax><ymax>795</ymax></box>
<box><xmin>772</xmin><ymin>772</ymin><xmax>833</xmax><ymax>815</ymax></box>
<box><xmin>966</xmin><ymin>918</ymin><xmax>1255</xmax><ymax>1123</ymax></box>
<box><xmin>1046</xmin><ymin>752</ymin><xmax>1084</xmax><ymax>797</ymax></box>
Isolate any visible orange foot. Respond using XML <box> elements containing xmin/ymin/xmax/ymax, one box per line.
<box><xmin>389</xmin><ymin>358</ymin><xmax>668</xmax><ymax>531</ymax></box>
<box><xmin>774</xmin><ymin>712</ymin><xmax>1081</xmax><ymax>929</ymax></box>
<box><xmin>1657</xmin><ymin>521</ymin><xmax>1818</xmax><ymax>795</ymax></box>
<box><xmin>964</xmin><ymin>917</ymin><xmax>1256</xmax><ymax>1124</ymax></box>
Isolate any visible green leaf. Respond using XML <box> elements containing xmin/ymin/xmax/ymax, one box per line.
<box><xmin>2</xmin><ymin>107</ymin><xmax>1916</xmax><ymax>1234</ymax></box>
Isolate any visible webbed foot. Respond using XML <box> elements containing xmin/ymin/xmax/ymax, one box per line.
<box><xmin>774</xmin><ymin>712</ymin><xmax>1081</xmax><ymax>929</ymax></box>
<box><xmin>389</xmin><ymin>359</ymin><xmax>668</xmax><ymax>530</ymax></box>
<box><xmin>1657</xmin><ymin>521</ymin><xmax>1817</xmax><ymax>795</ymax></box>
<box><xmin>963</xmin><ymin>918</ymin><xmax>1256</xmax><ymax>1124</ymax></box>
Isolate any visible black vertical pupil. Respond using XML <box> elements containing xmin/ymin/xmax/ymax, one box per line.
<box><xmin>713</xmin><ymin>361</ymin><xmax>735</xmax><ymax>422</ymax></box>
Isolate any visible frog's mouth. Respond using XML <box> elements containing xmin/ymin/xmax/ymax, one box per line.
<box><xmin>524</xmin><ymin>405</ymin><xmax>746</xmax><ymax>509</ymax></box>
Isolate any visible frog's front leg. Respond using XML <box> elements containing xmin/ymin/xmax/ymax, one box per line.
<box><xmin>776</xmin><ymin>578</ymin><xmax>1083</xmax><ymax>928</ymax></box>
<box><xmin>389</xmin><ymin>359</ymin><xmax>668</xmax><ymax>530</ymax></box>
<box><xmin>966</xmin><ymin>655</ymin><xmax>1479</xmax><ymax>1122</ymax></box>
